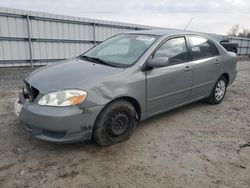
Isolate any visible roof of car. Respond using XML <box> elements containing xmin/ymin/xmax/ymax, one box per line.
<box><xmin>126</xmin><ymin>29</ymin><xmax>204</xmax><ymax>37</ymax></box>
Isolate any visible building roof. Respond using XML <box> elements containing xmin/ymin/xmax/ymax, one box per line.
<box><xmin>127</xmin><ymin>29</ymin><xmax>195</xmax><ymax>36</ymax></box>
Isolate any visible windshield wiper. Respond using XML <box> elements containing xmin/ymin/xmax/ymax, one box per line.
<box><xmin>80</xmin><ymin>55</ymin><xmax>116</xmax><ymax>67</ymax></box>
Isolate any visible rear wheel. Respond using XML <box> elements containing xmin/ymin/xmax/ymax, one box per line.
<box><xmin>93</xmin><ymin>100</ymin><xmax>138</xmax><ymax>146</ymax></box>
<box><xmin>206</xmin><ymin>76</ymin><xmax>227</xmax><ymax>104</ymax></box>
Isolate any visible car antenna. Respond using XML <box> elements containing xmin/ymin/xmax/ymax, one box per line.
<box><xmin>184</xmin><ymin>17</ymin><xmax>194</xmax><ymax>31</ymax></box>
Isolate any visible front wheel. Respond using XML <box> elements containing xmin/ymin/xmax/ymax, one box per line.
<box><xmin>93</xmin><ymin>100</ymin><xmax>138</xmax><ymax>146</ymax></box>
<box><xmin>206</xmin><ymin>76</ymin><xmax>227</xmax><ymax>104</ymax></box>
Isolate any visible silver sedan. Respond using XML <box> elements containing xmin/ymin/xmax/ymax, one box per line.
<box><xmin>15</xmin><ymin>30</ymin><xmax>237</xmax><ymax>145</ymax></box>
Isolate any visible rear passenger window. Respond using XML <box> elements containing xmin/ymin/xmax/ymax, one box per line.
<box><xmin>209</xmin><ymin>42</ymin><xmax>220</xmax><ymax>56</ymax></box>
<box><xmin>190</xmin><ymin>36</ymin><xmax>219</xmax><ymax>60</ymax></box>
<box><xmin>154</xmin><ymin>37</ymin><xmax>188</xmax><ymax>65</ymax></box>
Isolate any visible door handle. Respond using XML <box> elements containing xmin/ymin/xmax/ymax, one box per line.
<box><xmin>184</xmin><ymin>66</ymin><xmax>192</xmax><ymax>72</ymax></box>
<box><xmin>214</xmin><ymin>59</ymin><xmax>220</xmax><ymax>64</ymax></box>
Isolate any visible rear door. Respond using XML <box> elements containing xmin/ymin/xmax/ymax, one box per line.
<box><xmin>146</xmin><ymin>36</ymin><xmax>193</xmax><ymax>115</ymax></box>
<box><xmin>187</xmin><ymin>36</ymin><xmax>221</xmax><ymax>99</ymax></box>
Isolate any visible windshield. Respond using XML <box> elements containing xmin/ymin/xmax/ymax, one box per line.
<box><xmin>83</xmin><ymin>34</ymin><xmax>158</xmax><ymax>67</ymax></box>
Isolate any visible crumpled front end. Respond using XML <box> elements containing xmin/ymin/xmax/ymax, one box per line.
<box><xmin>15</xmin><ymin>82</ymin><xmax>104</xmax><ymax>143</ymax></box>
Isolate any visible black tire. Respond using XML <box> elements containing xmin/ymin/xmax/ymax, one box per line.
<box><xmin>93</xmin><ymin>100</ymin><xmax>138</xmax><ymax>146</ymax></box>
<box><xmin>206</xmin><ymin>76</ymin><xmax>227</xmax><ymax>105</ymax></box>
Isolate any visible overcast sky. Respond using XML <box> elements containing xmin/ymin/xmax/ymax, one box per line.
<box><xmin>0</xmin><ymin>0</ymin><xmax>249</xmax><ymax>34</ymax></box>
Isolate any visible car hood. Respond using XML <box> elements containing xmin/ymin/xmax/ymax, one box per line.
<box><xmin>25</xmin><ymin>58</ymin><xmax>124</xmax><ymax>94</ymax></box>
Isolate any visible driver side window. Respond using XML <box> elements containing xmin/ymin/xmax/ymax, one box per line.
<box><xmin>154</xmin><ymin>37</ymin><xmax>188</xmax><ymax>65</ymax></box>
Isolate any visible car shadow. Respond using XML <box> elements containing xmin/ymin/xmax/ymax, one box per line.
<box><xmin>138</xmin><ymin>100</ymin><xmax>208</xmax><ymax>128</ymax></box>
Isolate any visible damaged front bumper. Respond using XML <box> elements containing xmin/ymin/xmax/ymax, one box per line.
<box><xmin>15</xmin><ymin>92</ymin><xmax>103</xmax><ymax>143</ymax></box>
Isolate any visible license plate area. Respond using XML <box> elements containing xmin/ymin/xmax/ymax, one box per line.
<box><xmin>19</xmin><ymin>91</ymin><xmax>28</xmax><ymax>104</ymax></box>
<box><xmin>14</xmin><ymin>98</ymin><xmax>23</xmax><ymax>117</ymax></box>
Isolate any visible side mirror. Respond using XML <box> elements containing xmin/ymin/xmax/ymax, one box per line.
<box><xmin>147</xmin><ymin>57</ymin><xmax>169</xmax><ymax>69</ymax></box>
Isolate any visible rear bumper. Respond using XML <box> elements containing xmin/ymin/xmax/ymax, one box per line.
<box><xmin>17</xmin><ymin>94</ymin><xmax>103</xmax><ymax>143</ymax></box>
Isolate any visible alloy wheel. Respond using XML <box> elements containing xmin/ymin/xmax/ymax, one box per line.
<box><xmin>215</xmin><ymin>80</ymin><xmax>226</xmax><ymax>101</ymax></box>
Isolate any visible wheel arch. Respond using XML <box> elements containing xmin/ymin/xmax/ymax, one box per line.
<box><xmin>221</xmin><ymin>73</ymin><xmax>230</xmax><ymax>84</ymax></box>
<box><xmin>95</xmin><ymin>96</ymin><xmax>142</xmax><ymax>123</ymax></box>
<box><xmin>110</xmin><ymin>96</ymin><xmax>141</xmax><ymax>121</ymax></box>
<box><xmin>92</xmin><ymin>96</ymin><xmax>141</xmax><ymax>144</ymax></box>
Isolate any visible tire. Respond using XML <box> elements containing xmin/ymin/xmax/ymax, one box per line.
<box><xmin>93</xmin><ymin>100</ymin><xmax>138</xmax><ymax>146</ymax></box>
<box><xmin>206</xmin><ymin>76</ymin><xmax>227</xmax><ymax>105</ymax></box>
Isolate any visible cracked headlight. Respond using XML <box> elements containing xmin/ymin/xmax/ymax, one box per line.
<box><xmin>38</xmin><ymin>90</ymin><xmax>87</xmax><ymax>107</ymax></box>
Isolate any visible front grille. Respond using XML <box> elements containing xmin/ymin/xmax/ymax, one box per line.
<box><xmin>43</xmin><ymin>130</ymin><xmax>66</xmax><ymax>138</ymax></box>
<box><xmin>24</xmin><ymin>81</ymin><xmax>39</xmax><ymax>101</ymax></box>
<box><xmin>24</xmin><ymin>124</ymin><xmax>33</xmax><ymax>133</ymax></box>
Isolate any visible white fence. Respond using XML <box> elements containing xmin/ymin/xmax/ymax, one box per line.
<box><xmin>0</xmin><ymin>7</ymin><xmax>249</xmax><ymax>67</ymax></box>
<box><xmin>229</xmin><ymin>36</ymin><xmax>250</xmax><ymax>56</ymax></box>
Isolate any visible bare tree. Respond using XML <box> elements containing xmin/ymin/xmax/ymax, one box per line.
<box><xmin>227</xmin><ymin>24</ymin><xmax>240</xmax><ymax>36</ymax></box>
<box><xmin>238</xmin><ymin>28</ymin><xmax>250</xmax><ymax>38</ymax></box>
<box><xmin>227</xmin><ymin>25</ymin><xmax>250</xmax><ymax>38</ymax></box>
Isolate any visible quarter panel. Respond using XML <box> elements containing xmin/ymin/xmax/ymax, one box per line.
<box><xmin>220</xmin><ymin>52</ymin><xmax>237</xmax><ymax>86</ymax></box>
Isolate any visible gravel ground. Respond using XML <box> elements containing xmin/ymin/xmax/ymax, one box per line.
<box><xmin>0</xmin><ymin>61</ymin><xmax>250</xmax><ymax>188</ymax></box>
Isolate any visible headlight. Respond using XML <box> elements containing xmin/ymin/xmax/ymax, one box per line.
<box><xmin>38</xmin><ymin>90</ymin><xmax>87</xmax><ymax>107</ymax></box>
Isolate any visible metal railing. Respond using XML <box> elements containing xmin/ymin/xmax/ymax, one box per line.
<box><xmin>229</xmin><ymin>36</ymin><xmax>250</xmax><ymax>56</ymax></box>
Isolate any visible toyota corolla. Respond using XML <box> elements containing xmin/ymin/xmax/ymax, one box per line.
<box><xmin>15</xmin><ymin>30</ymin><xmax>237</xmax><ymax>146</ymax></box>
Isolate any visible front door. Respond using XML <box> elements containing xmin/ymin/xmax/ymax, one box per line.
<box><xmin>146</xmin><ymin>37</ymin><xmax>193</xmax><ymax>115</ymax></box>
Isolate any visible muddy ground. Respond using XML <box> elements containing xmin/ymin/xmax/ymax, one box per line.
<box><xmin>0</xmin><ymin>61</ymin><xmax>250</xmax><ymax>188</ymax></box>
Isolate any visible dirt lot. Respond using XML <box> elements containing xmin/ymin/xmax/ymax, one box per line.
<box><xmin>0</xmin><ymin>61</ymin><xmax>250</xmax><ymax>188</ymax></box>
